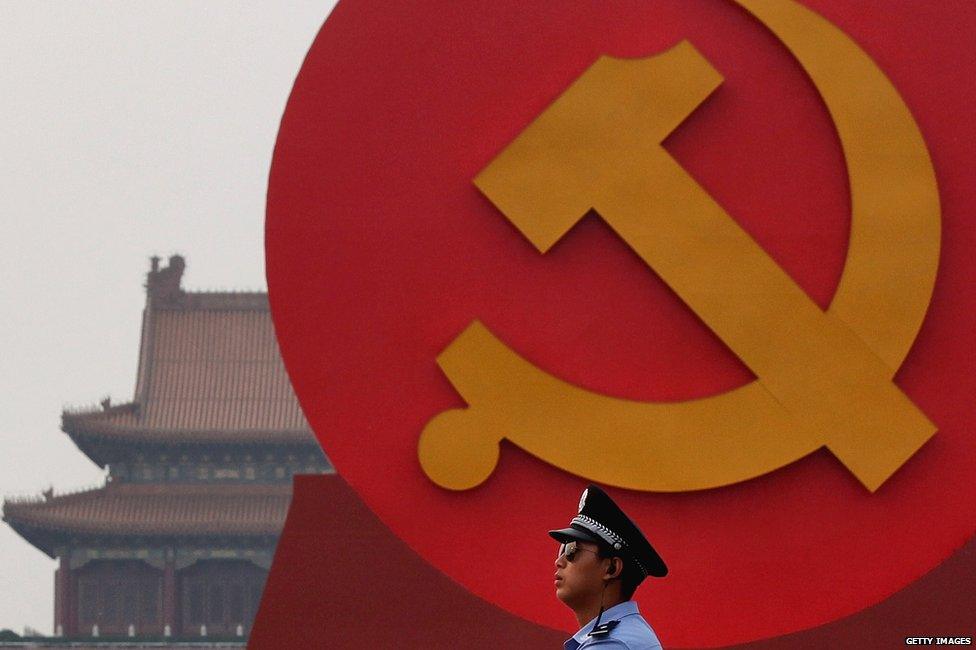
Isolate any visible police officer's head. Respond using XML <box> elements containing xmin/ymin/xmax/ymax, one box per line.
<box><xmin>549</xmin><ymin>485</ymin><xmax>666</xmax><ymax>608</ymax></box>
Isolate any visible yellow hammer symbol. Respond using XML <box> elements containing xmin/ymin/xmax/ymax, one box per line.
<box><xmin>418</xmin><ymin>0</ymin><xmax>940</xmax><ymax>493</ymax></box>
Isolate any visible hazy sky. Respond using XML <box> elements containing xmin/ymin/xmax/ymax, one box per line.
<box><xmin>0</xmin><ymin>2</ymin><xmax>336</xmax><ymax>633</ymax></box>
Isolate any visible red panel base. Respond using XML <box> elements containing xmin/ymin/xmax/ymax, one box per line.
<box><xmin>723</xmin><ymin>538</ymin><xmax>976</xmax><ymax>649</ymax></box>
<box><xmin>251</xmin><ymin>475</ymin><xmax>975</xmax><ymax>649</ymax></box>
<box><xmin>248</xmin><ymin>475</ymin><xmax>566</xmax><ymax>648</ymax></box>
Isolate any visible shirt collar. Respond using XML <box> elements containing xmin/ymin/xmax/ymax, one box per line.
<box><xmin>566</xmin><ymin>601</ymin><xmax>641</xmax><ymax>648</ymax></box>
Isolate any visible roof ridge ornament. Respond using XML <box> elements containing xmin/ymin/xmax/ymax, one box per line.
<box><xmin>146</xmin><ymin>254</ymin><xmax>187</xmax><ymax>307</ymax></box>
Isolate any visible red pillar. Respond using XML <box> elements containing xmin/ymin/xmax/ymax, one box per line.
<box><xmin>55</xmin><ymin>555</ymin><xmax>73</xmax><ymax>637</ymax></box>
<box><xmin>163</xmin><ymin>552</ymin><xmax>177</xmax><ymax>637</ymax></box>
<box><xmin>53</xmin><ymin>566</ymin><xmax>61</xmax><ymax>636</ymax></box>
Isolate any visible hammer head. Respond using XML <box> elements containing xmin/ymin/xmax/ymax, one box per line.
<box><xmin>473</xmin><ymin>41</ymin><xmax>722</xmax><ymax>252</ymax></box>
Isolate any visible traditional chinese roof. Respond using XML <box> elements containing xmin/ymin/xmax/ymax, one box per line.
<box><xmin>2</xmin><ymin>482</ymin><xmax>292</xmax><ymax>558</ymax></box>
<box><xmin>62</xmin><ymin>256</ymin><xmax>316</xmax><ymax>465</ymax></box>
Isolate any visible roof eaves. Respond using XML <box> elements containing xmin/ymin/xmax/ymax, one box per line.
<box><xmin>61</xmin><ymin>423</ymin><xmax>316</xmax><ymax>445</ymax></box>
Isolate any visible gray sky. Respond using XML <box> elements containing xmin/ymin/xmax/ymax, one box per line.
<box><xmin>0</xmin><ymin>2</ymin><xmax>336</xmax><ymax>633</ymax></box>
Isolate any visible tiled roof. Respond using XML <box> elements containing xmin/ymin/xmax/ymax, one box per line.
<box><xmin>137</xmin><ymin>309</ymin><xmax>307</xmax><ymax>431</ymax></box>
<box><xmin>62</xmin><ymin>412</ymin><xmax>312</xmax><ymax>445</ymax></box>
<box><xmin>62</xmin><ymin>257</ymin><xmax>314</xmax><ymax>447</ymax></box>
<box><xmin>3</xmin><ymin>482</ymin><xmax>292</xmax><ymax>556</ymax></box>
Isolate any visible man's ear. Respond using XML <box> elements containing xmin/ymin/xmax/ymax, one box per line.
<box><xmin>606</xmin><ymin>557</ymin><xmax>621</xmax><ymax>579</ymax></box>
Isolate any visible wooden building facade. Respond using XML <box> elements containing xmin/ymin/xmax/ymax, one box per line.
<box><xmin>3</xmin><ymin>256</ymin><xmax>330</xmax><ymax>641</ymax></box>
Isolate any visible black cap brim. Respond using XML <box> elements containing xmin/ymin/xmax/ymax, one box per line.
<box><xmin>548</xmin><ymin>524</ymin><xmax>604</xmax><ymax>545</ymax></box>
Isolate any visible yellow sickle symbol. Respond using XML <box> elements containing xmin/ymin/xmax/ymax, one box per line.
<box><xmin>418</xmin><ymin>0</ymin><xmax>940</xmax><ymax>493</ymax></box>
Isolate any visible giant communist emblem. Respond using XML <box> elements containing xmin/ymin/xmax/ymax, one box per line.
<box><xmin>420</xmin><ymin>0</ymin><xmax>940</xmax><ymax>494</ymax></box>
<box><xmin>267</xmin><ymin>0</ymin><xmax>975</xmax><ymax>646</ymax></box>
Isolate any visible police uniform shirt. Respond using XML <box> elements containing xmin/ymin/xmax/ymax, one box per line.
<box><xmin>563</xmin><ymin>600</ymin><xmax>663</xmax><ymax>650</ymax></box>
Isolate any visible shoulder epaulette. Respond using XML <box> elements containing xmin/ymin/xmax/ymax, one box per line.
<box><xmin>587</xmin><ymin>619</ymin><xmax>620</xmax><ymax>638</ymax></box>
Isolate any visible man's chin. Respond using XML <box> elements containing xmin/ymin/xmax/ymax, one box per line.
<box><xmin>554</xmin><ymin>584</ymin><xmax>572</xmax><ymax>604</ymax></box>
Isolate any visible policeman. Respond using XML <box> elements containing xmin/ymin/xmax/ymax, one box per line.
<box><xmin>550</xmin><ymin>484</ymin><xmax>668</xmax><ymax>650</ymax></box>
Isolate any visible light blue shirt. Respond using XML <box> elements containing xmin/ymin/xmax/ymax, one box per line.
<box><xmin>563</xmin><ymin>601</ymin><xmax>663</xmax><ymax>650</ymax></box>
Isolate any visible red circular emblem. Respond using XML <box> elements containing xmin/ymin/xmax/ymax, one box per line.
<box><xmin>266</xmin><ymin>1</ymin><xmax>976</xmax><ymax>645</ymax></box>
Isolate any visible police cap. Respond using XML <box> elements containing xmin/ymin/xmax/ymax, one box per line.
<box><xmin>549</xmin><ymin>484</ymin><xmax>667</xmax><ymax>579</ymax></box>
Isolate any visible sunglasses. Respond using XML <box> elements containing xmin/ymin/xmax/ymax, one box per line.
<box><xmin>556</xmin><ymin>541</ymin><xmax>600</xmax><ymax>563</ymax></box>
